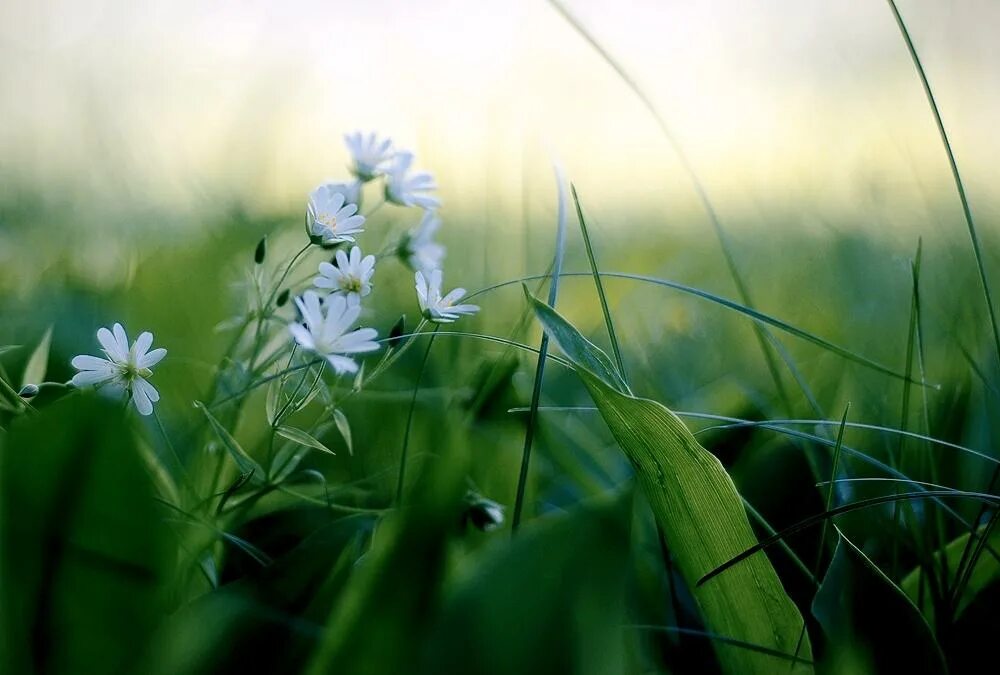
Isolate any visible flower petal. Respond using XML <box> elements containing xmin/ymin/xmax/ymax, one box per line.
<box><xmin>132</xmin><ymin>331</ymin><xmax>154</xmax><ymax>360</ymax></box>
<box><xmin>97</xmin><ymin>327</ymin><xmax>127</xmax><ymax>362</ymax></box>
<box><xmin>139</xmin><ymin>347</ymin><xmax>167</xmax><ymax>369</ymax></box>
<box><xmin>325</xmin><ymin>354</ymin><xmax>359</xmax><ymax>375</ymax></box>
<box><xmin>131</xmin><ymin>382</ymin><xmax>153</xmax><ymax>416</ymax></box>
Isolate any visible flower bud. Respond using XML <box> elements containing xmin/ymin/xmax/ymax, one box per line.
<box><xmin>388</xmin><ymin>315</ymin><xmax>406</xmax><ymax>349</ymax></box>
<box><xmin>254</xmin><ymin>236</ymin><xmax>267</xmax><ymax>264</ymax></box>
<box><xmin>276</xmin><ymin>288</ymin><xmax>291</xmax><ymax>307</ymax></box>
<box><xmin>463</xmin><ymin>492</ymin><xmax>505</xmax><ymax>532</ymax></box>
<box><xmin>18</xmin><ymin>383</ymin><xmax>39</xmax><ymax>399</ymax></box>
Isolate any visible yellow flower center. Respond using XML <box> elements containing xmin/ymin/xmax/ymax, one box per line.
<box><xmin>340</xmin><ymin>276</ymin><xmax>363</xmax><ymax>293</ymax></box>
<box><xmin>317</xmin><ymin>212</ymin><xmax>338</xmax><ymax>229</ymax></box>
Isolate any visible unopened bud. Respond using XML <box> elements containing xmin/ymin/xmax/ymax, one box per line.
<box><xmin>254</xmin><ymin>236</ymin><xmax>267</xmax><ymax>264</ymax></box>
<box><xmin>276</xmin><ymin>288</ymin><xmax>291</xmax><ymax>307</ymax></box>
<box><xmin>463</xmin><ymin>492</ymin><xmax>505</xmax><ymax>532</ymax></box>
<box><xmin>388</xmin><ymin>315</ymin><xmax>406</xmax><ymax>349</ymax></box>
<box><xmin>18</xmin><ymin>383</ymin><xmax>39</xmax><ymax>399</ymax></box>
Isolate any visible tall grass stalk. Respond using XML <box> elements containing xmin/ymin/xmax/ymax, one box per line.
<box><xmin>511</xmin><ymin>168</ymin><xmax>568</xmax><ymax>532</ymax></box>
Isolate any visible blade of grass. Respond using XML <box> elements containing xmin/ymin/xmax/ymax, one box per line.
<box><xmin>791</xmin><ymin>404</ymin><xmax>850</xmax><ymax>666</ymax></box>
<box><xmin>512</xmin><ymin>166</ymin><xmax>569</xmax><ymax>532</ymax></box>
<box><xmin>697</xmin><ymin>490</ymin><xmax>1000</xmax><ymax>588</ymax></box>
<box><xmin>885</xmin><ymin>0</ymin><xmax>1000</xmax><ymax>373</ymax></box>
<box><xmin>891</xmin><ymin>240</ymin><xmax>922</xmax><ymax>579</ymax></box>
<box><xmin>547</xmin><ymin>0</ymin><xmax>820</xmax><ymax>447</ymax></box>
<box><xmin>466</xmin><ymin>272</ymin><xmax>931</xmax><ymax>386</ymax></box>
<box><xmin>630</xmin><ymin>625</ymin><xmax>814</xmax><ymax>665</ymax></box>
<box><xmin>572</xmin><ymin>184</ymin><xmax>625</xmax><ymax>380</ymax></box>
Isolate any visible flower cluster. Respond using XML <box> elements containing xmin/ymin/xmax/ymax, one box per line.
<box><xmin>291</xmin><ymin>131</ymin><xmax>478</xmax><ymax>374</ymax></box>
<box><xmin>66</xmin><ymin>130</ymin><xmax>480</xmax><ymax>417</ymax></box>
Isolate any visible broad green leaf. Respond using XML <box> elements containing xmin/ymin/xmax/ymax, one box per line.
<box><xmin>419</xmin><ymin>493</ymin><xmax>632</xmax><ymax>675</ymax></box>
<box><xmin>194</xmin><ymin>401</ymin><xmax>265</xmax><ymax>479</ymax></box>
<box><xmin>813</xmin><ymin>529</ymin><xmax>946</xmax><ymax>675</ymax></box>
<box><xmin>21</xmin><ymin>326</ymin><xmax>52</xmax><ymax>388</ymax></box>
<box><xmin>523</xmin><ymin>285</ymin><xmax>628</xmax><ymax>393</ymax></box>
<box><xmin>1</xmin><ymin>395</ymin><xmax>170</xmax><ymax>675</ymax></box>
<box><xmin>276</xmin><ymin>425</ymin><xmax>335</xmax><ymax>456</ymax></box>
<box><xmin>332</xmin><ymin>408</ymin><xmax>352</xmax><ymax>455</ymax></box>
<box><xmin>530</xmin><ymin>294</ymin><xmax>811</xmax><ymax>674</ymax></box>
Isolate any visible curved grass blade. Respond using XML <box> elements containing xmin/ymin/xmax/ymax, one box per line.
<box><xmin>471</xmin><ymin>272</ymin><xmax>928</xmax><ymax>386</ymax></box>
<box><xmin>571</xmin><ymin>184</ymin><xmax>625</xmax><ymax>379</ymax></box>
<box><xmin>631</xmin><ymin>625</ymin><xmax>814</xmax><ymax>665</ymax></box>
<box><xmin>698</xmin><ymin>490</ymin><xmax>1000</xmax><ymax>588</ymax></box>
<box><xmin>885</xmin><ymin>0</ymin><xmax>1000</xmax><ymax>371</ymax></box>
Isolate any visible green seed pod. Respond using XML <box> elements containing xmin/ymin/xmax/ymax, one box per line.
<box><xmin>276</xmin><ymin>288</ymin><xmax>291</xmax><ymax>307</ymax></box>
<box><xmin>254</xmin><ymin>236</ymin><xmax>267</xmax><ymax>264</ymax></box>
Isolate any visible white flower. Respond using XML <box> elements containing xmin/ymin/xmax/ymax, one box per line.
<box><xmin>344</xmin><ymin>131</ymin><xmax>394</xmax><ymax>181</ymax></box>
<box><xmin>415</xmin><ymin>269</ymin><xmax>479</xmax><ymax>323</ymax></box>
<box><xmin>314</xmin><ymin>246</ymin><xmax>376</xmax><ymax>305</ymax></box>
<box><xmin>289</xmin><ymin>291</ymin><xmax>379</xmax><ymax>374</ymax></box>
<box><xmin>307</xmin><ymin>183</ymin><xmax>365</xmax><ymax>245</ymax></box>
<box><xmin>384</xmin><ymin>151</ymin><xmax>440</xmax><ymax>209</ymax></box>
<box><xmin>397</xmin><ymin>210</ymin><xmax>446</xmax><ymax>273</ymax></box>
<box><xmin>70</xmin><ymin>323</ymin><xmax>166</xmax><ymax>416</ymax></box>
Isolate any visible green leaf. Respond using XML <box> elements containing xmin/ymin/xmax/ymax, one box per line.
<box><xmin>529</xmin><ymin>293</ymin><xmax>811</xmax><ymax>674</ymax></box>
<box><xmin>332</xmin><ymin>408</ymin><xmax>352</xmax><ymax>456</ymax></box>
<box><xmin>21</xmin><ymin>326</ymin><xmax>52</xmax><ymax>388</ymax></box>
<box><xmin>194</xmin><ymin>401</ymin><xmax>265</xmax><ymax>479</ymax></box>
<box><xmin>1</xmin><ymin>395</ymin><xmax>170</xmax><ymax>675</ymax></box>
<box><xmin>812</xmin><ymin>529</ymin><xmax>946</xmax><ymax>675</ymax></box>
<box><xmin>276</xmin><ymin>426</ymin><xmax>335</xmax><ymax>456</ymax></box>
<box><xmin>522</xmin><ymin>286</ymin><xmax>629</xmax><ymax>394</ymax></box>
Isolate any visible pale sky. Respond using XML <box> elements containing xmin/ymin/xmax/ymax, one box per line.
<box><xmin>1</xmin><ymin>0</ymin><xmax>997</xmax><ymax>231</ymax></box>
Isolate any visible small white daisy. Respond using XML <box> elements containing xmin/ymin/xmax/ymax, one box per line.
<box><xmin>314</xmin><ymin>246</ymin><xmax>376</xmax><ymax>306</ymax></box>
<box><xmin>71</xmin><ymin>323</ymin><xmax>166</xmax><ymax>416</ymax></box>
<box><xmin>344</xmin><ymin>131</ymin><xmax>394</xmax><ymax>182</ymax></box>
<box><xmin>415</xmin><ymin>269</ymin><xmax>479</xmax><ymax>323</ymax></box>
<box><xmin>384</xmin><ymin>151</ymin><xmax>440</xmax><ymax>209</ymax></box>
<box><xmin>307</xmin><ymin>183</ymin><xmax>366</xmax><ymax>245</ymax></box>
<box><xmin>397</xmin><ymin>210</ymin><xmax>446</xmax><ymax>273</ymax></box>
<box><xmin>289</xmin><ymin>291</ymin><xmax>379</xmax><ymax>374</ymax></box>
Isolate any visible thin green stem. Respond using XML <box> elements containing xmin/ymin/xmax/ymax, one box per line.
<box><xmin>395</xmin><ymin>328</ymin><xmax>439</xmax><ymax>506</ymax></box>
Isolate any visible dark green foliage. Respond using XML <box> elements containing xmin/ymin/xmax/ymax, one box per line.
<box><xmin>0</xmin><ymin>396</ymin><xmax>170</xmax><ymax>675</ymax></box>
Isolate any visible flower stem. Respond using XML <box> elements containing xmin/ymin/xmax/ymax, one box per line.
<box><xmin>396</xmin><ymin>326</ymin><xmax>439</xmax><ymax>506</ymax></box>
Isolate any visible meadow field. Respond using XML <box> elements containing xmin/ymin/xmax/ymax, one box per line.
<box><xmin>1</xmin><ymin>1</ymin><xmax>999</xmax><ymax>674</ymax></box>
